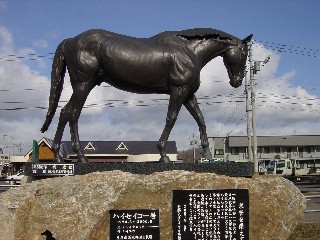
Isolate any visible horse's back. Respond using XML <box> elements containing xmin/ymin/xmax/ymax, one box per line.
<box><xmin>62</xmin><ymin>28</ymin><xmax>205</xmax><ymax>94</ymax></box>
<box><xmin>63</xmin><ymin>29</ymin><xmax>174</xmax><ymax>93</ymax></box>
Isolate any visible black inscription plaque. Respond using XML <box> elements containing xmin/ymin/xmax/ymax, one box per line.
<box><xmin>109</xmin><ymin>209</ymin><xmax>160</xmax><ymax>240</ymax></box>
<box><xmin>32</xmin><ymin>164</ymin><xmax>74</xmax><ymax>176</ymax></box>
<box><xmin>172</xmin><ymin>189</ymin><xmax>249</xmax><ymax>240</ymax></box>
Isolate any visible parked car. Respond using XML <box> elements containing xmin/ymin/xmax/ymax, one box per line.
<box><xmin>308</xmin><ymin>167</ymin><xmax>320</xmax><ymax>175</ymax></box>
<box><xmin>6</xmin><ymin>171</ymin><xmax>26</xmax><ymax>185</ymax></box>
<box><xmin>0</xmin><ymin>173</ymin><xmax>7</xmax><ymax>179</ymax></box>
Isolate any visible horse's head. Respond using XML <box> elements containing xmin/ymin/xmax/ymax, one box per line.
<box><xmin>223</xmin><ymin>34</ymin><xmax>253</xmax><ymax>88</ymax></box>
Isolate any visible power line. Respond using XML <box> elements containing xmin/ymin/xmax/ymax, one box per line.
<box><xmin>256</xmin><ymin>92</ymin><xmax>320</xmax><ymax>102</ymax></box>
<box><xmin>0</xmin><ymin>52</ymin><xmax>54</xmax><ymax>62</ymax></box>
<box><xmin>225</xmin><ymin>114</ymin><xmax>246</xmax><ymax>137</ymax></box>
<box><xmin>2</xmin><ymin>91</ymin><xmax>320</xmax><ymax>112</ymax></box>
<box><xmin>257</xmin><ymin>99</ymin><xmax>320</xmax><ymax>109</ymax></box>
<box><xmin>0</xmin><ymin>39</ymin><xmax>318</xmax><ymax>63</ymax></box>
<box><xmin>0</xmin><ymin>79</ymin><xmax>245</xmax><ymax>106</ymax></box>
<box><xmin>254</xmin><ymin>40</ymin><xmax>320</xmax><ymax>58</ymax></box>
<box><xmin>212</xmin><ymin>90</ymin><xmax>245</xmax><ymax>137</ymax></box>
<box><xmin>0</xmin><ymin>97</ymin><xmax>246</xmax><ymax>111</ymax></box>
<box><xmin>0</xmin><ymin>79</ymin><xmax>235</xmax><ymax>92</ymax></box>
<box><xmin>256</xmin><ymin>104</ymin><xmax>320</xmax><ymax>114</ymax></box>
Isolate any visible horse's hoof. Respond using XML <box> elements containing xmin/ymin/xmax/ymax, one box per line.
<box><xmin>78</xmin><ymin>156</ymin><xmax>89</xmax><ymax>163</ymax></box>
<box><xmin>55</xmin><ymin>158</ymin><xmax>64</xmax><ymax>163</ymax></box>
<box><xmin>159</xmin><ymin>156</ymin><xmax>171</xmax><ymax>163</ymax></box>
<box><xmin>203</xmin><ymin>148</ymin><xmax>212</xmax><ymax>160</ymax></box>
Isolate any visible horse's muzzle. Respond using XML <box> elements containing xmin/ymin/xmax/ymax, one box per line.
<box><xmin>229</xmin><ymin>79</ymin><xmax>242</xmax><ymax>88</ymax></box>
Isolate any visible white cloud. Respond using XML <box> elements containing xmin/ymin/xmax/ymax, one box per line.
<box><xmin>33</xmin><ymin>39</ymin><xmax>49</xmax><ymax>49</ymax></box>
<box><xmin>0</xmin><ymin>25</ymin><xmax>13</xmax><ymax>54</ymax></box>
<box><xmin>248</xmin><ymin>44</ymin><xmax>320</xmax><ymax>136</ymax></box>
<box><xmin>0</xmin><ymin>26</ymin><xmax>50</xmax><ymax>154</ymax></box>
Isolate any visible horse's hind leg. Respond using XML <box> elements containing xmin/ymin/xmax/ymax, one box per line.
<box><xmin>52</xmin><ymin>102</ymin><xmax>71</xmax><ymax>162</ymax></box>
<box><xmin>68</xmin><ymin>84</ymin><xmax>92</xmax><ymax>163</ymax></box>
<box><xmin>184</xmin><ymin>94</ymin><xmax>212</xmax><ymax>160</ymax></box>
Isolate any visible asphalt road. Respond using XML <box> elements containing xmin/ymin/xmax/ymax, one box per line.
<box><xmin>295</xmin><ymin>181</ymin><xmax>320</xmax><ymax>223</ymax></box>
<box><xmin>0</xmin><ymin>179</ymin><xmax>18</xmax><ymax>193</ymax></box>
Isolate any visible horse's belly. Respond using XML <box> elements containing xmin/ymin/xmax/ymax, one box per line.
<box><xmin>101</xmin><ymin>72</ymin><xmax>170</xmax><ymax>94</ymax></box>
<box><xmin>100</xmin><ymin>44</ymin><xmax>171</xmax><ymax>93</ymax></box>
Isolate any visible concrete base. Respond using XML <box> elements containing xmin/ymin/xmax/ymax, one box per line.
<box><xmin>26</xmin><ymin>162</ymin><xmax>253</xmax><ymax>177</ymax></box>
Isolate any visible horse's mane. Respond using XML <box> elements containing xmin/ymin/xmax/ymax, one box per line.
<box><xmin>178</xmin><ymin>28</ymin><xmax>235</xmax><ymax>40</ymax></box>
<box><xmin>178</xmin><ymin>33</ymin><xmax>232</xmax><ymax>41</ymax></box>
<box><xmin>154</xmin><ymin>28</ymin><xmax>239</xmax><ymax>43</ymax></box>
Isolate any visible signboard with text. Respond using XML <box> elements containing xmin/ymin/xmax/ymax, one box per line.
<box><xmin>172</xmin><ymin>189</ymin><xmax>249</xmax><ymax>240</ymax></box>
<box><xmin>109</xmin><ymin>209</ymin><xmax>160</xmax><ymax>240</ymax></box>
<box><xmin>32</xmin><ymin>164</ymin><xmax>74</xmax><ymax>176</ymax></box>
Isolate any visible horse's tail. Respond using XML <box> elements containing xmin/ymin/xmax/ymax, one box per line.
<box><xmin>40</xmin><ymin>39</ymin><xmax>69</xmax><ymax>133</ymax></box>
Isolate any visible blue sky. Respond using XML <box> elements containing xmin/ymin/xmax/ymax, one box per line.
<box><xmin>0</xmin><ymin>0</ymin><xmax>319</xmax><ymax>154</ymax></box>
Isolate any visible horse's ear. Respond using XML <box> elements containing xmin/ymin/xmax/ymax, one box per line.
<box><xmin>242</xmin><ymin>34</ymin><xmax>253</xmax><ymax>45</ymax></box>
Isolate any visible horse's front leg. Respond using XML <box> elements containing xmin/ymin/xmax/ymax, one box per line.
<box><xmin>184</xmin><ymin>94</ymin><xmax>212</xmax><ymax>160</ymax></box>
<box><xmin>158</xmin><ymin>86</ymin><xmax>187</xmax><ymax>163</ymax></box>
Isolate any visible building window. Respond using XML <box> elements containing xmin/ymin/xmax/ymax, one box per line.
<box><xmin>275</xmin><ymin>147</ymin><xmax>284</xmax><ymax>154</ymax></box>
<box><xmin>231</xmin><ymin>148</ymin><xmax>239</xmax><ymax>155</ymax></box>
<box><xmin>215</xmin><ymin>149</ymin><xmax>224</xmax><ymax>155</ymax></box>
<box><xmin>286</xmin><ymin>160</ymin><xmax>291</xmax><ymax>169</ymax></box>
<box><xmin>258</xmin><ymin>147</ymin><xmax>269</xmax><ymax>154</ymax></box>
<box><xmin>306</xmin><ymin>146</ymin><xmax>314</xmax><ymax>154</ymax></box>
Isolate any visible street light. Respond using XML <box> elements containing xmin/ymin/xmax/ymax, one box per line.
<box><xmin>3</xmin><ymin>135</ymin><xmax>14</xmax><ymax>155</ymax></box>
<box><xmin>188</xmin><ymin>133</ymin><xmax>197</xmax><ymax>163</ymax></box>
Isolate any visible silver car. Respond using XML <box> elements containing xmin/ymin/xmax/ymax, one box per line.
<box><xmin>6</xmin><ymin>171</ymin><xmax>25</xmax><ymax>185</ymax></box>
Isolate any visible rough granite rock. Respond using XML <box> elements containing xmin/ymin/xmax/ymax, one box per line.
<box><xmin>0</xmin><ymin>171</ymin><xmax>306</xmax><ymax>240</ymax></box>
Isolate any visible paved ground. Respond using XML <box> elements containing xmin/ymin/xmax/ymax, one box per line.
<box><xmin>0</xmin><ymin>179</ymin><xmax>18</xmax><ymax>193</ymax></box>
<box><xmin>295</xmin><ymin>183</ymin><xmax>320</xmax><ymax>223</ymax></box>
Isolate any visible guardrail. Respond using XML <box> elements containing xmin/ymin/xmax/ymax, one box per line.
<box><xmin>0</xmin><ymin>184</ymin><xmax>20</xmax><ymax>189</ymax></box>
<box><xmin>291</xmin><ymin>177</ymin><xmax>320</xmax><ymax>218</ymax></box>
<box><xmin>304</xmin><ymin>195</ymin><xmax>320</xmax><ymax>213</ymax></box>
<box><xmin>285</xmin><ymin>175</ymin><xmax>320</xmax><ymax>183</ymax></box>
<box><xmin>0</xmin><ymin>186</ymin><xmax>19</xmax><ymax>189</ymax></box>
<box><xmin>0</xmin><ymin>179</ymin><xmax>21</xmax><ymax>192</ymax></box>
<box><xmin>305</xmin><ymin>195</ymin><xmax>320</xmax><ymax>198</ymax></box>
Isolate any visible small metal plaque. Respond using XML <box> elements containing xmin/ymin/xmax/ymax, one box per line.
<box><xmin>172</xmin><ymin>189</ymin><xmax>249</xmax><ymax>240</ymax></box>
<box><xmin>32</xmin><ymin>164</ymin><xmax>74</xmax><ymax>176</ymax></box>
<box><xmin>109</xmin><ymin>209</ymin><xmax>160</xmax><ymax>240</ymax></box>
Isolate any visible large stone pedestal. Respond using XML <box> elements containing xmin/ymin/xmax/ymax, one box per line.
<box><xmin>0</xmin><ymin>171</ymin><xmax>306</xmax><ymax>240</ymax></box>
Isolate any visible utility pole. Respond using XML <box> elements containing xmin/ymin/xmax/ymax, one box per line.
<box><xmin>189</xmin><ymin>133</ymin><xmax>197</xmax><ymax>163</ymax></box>
<box><xmin>249</xmin><ymin>46</ymin><xmax>271</xmax><ymax>173</ymax></box>
<box><xmin>245</xmin><ymin>68</ymin><xmax>253</xmax><ymax>161</ymax></box>
<box><xmin>250</xmin><ymin>49</ymin><xmax>258</xmax><ymax>173</ymax></box>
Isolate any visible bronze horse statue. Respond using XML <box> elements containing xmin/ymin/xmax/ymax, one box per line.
<box><xmin>41</xmin><ymin>28</ymin><xmax>252</xmax><ymax>163</ymax></box>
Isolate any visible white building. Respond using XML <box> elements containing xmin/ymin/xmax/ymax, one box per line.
<box><xmin>209</xmin><ymin>135</ymin><xmax>320</xmax><ymax>162</ymax></box>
